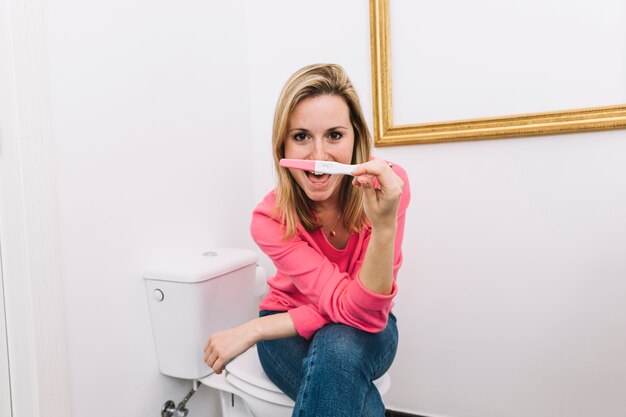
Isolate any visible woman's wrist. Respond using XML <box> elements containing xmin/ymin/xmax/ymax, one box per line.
<box><xmin>244</xmin><ymin>318</ymin><xmax>264</xmax><ymax>344</ymax></box>
<box><xmin>370</xmin><ymin>220</ymin><xmax>397</xmax><ymax>237</ymax></box>
<box><xmin>245</xmin><ymin>312</ymin><xmax>297</xmax><ymax>343</ymax></box>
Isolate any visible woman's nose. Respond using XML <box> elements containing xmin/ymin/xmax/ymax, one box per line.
<box><xmin>311</xmin><ymin>138</ymin><xmax>327</xmax><ymax>160</ymax></box>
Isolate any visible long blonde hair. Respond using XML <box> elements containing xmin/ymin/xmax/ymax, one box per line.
<box><xmin>272</xmin><ymin>64</ymin><xmax>372</xmax><ymax>238</ymax></box>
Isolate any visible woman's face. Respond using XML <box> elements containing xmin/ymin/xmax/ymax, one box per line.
<box><xmin>284</xmin><ymin>94</ymin><xmax>355</xmax><ymax>205</ymax></box>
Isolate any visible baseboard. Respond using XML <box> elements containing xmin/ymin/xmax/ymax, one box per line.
<box><xmin>385</xmin><ymin>410</ymin><xmax>428</xmax><ymax>417</ymax></box>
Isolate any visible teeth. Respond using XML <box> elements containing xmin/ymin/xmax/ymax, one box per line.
<box><xmin>314</xmin><ymin>171</ymin><xmax>323</xmax><ymax>175</ymax></box>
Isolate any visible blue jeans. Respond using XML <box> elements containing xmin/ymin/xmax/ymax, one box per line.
<box><xmin>257</xmin><ymin>310</ymin><xmax>398</xmax><ymax>417</ymax></box>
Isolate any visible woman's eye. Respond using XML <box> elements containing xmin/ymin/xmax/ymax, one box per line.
<box><xmin>293</xmin><ymin>133</ymin><xmax>308</xmax><ymax>141</ymax></box>
<box><xmin>329</xmin><ymin>131</ymin><xmax>343</xmax><ymax>140</ymax></box>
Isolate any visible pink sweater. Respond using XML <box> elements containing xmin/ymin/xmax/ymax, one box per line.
<box><xmin>251</xmin><ymin>163</ymin><xmax>410</xmax><ymax>339</ymax></box>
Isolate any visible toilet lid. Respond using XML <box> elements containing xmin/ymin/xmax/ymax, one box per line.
<box><xmin>225</xmin><ymin>345</ymin><xmax>294</xmax><ymax>407</ymax></box>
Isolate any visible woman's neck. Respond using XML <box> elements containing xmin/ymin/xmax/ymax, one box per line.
<box><xmin>314</xmin><ymin>200</ymin><xmax>340</xmax><ymax>215</ymax></box>
<box><xmin>313</xmin><ymin>186</ymin><xmax>343</xmax><ymax>214</ymax></box>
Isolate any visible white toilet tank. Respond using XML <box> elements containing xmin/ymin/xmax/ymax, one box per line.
<box><xmin>144</xmin><ymin>248</ymin><xmax>258</xmax><ymax>380</ymax></box>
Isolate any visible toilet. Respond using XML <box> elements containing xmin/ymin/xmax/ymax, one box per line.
<box><xmin>144</xmin><ymin>248</ymin><xmax>391</xmax><ymax>417</ymax></box>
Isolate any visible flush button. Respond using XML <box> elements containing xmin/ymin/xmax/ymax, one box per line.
<box><xmin>154</xmin><ymin>289</ymin><xmax>164</xmax><ymax>302</ymax></box>
<box><xmin>202</xmin><ymin>251</ymin><xmax>218</xmax><ymax>257</ymax></box>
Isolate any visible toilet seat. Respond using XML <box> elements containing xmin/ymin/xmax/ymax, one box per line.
<box><xmin>224</xmin><ymin>345</ymin><xmax>391</xmax><ymax>407</ymax></box>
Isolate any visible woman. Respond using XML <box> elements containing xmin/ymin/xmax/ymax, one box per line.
<box><xmin>204</xmin><ymin>63</ymin><xmax>410</xmax><ymax>416</ymax></box>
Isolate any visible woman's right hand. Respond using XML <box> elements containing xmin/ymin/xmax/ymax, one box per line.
<box><xmin>351</xmin><ymin>158</ymin><xmax>404</xmax><ymax>229</ymax></box>
<box><xmin>203</xmin><ymin>313</ymin><xmax>297</xmax><ymax>374</ymax></box>
<box><xmin>203</xmin><ymin>323</ymin><xmax>259</xmax><ymax>374</ymax></box>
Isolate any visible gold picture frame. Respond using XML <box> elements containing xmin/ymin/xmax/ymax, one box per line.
<box><xmin>370</xmin><ymin>0</ymin><xmax>626</xmax><ymax>146</ymax></box>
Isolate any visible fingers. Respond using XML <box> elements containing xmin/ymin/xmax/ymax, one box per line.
<box><xmin>352</xmin><ymin>159</ymin><xmax>403</xmax><ymax>197</ymax></box>
<box><xmin>351</xmin><ymin>158</ymin><xmax>393</xmax><ymax>178</ymax></box>
<box><xmin>351</xmin><ymin>159</ymin><xmax>404</xmax><ymax>227</ymax></box>
<box><xmin>353</xmin><ymin>175</ymin><xmax>378</xmax><ymax>202</ymax></box>
<box><xmin>203</xmin><ymin>338</ymin><xmax>226</xmax><ymax>374</ymax></box>
<box><xmin>352</xmin><ymin>174</ymin><xmax>375</xmax><ymax>189</ymax></box>
<box><xmin>203</xmin><ymin>324</ymin><xmax>256</xmax><ymax>375</ymax></box>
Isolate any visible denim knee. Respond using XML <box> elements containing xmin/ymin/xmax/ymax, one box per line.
<box><xmin>311</xmin><ymin>316</ymin><xmax>398</xmax><ymax>378</ymax></box>
<box><xmin>311</xmin><ymin>325</ymin><xmax>374</xmax><ymax>374</ymax></box>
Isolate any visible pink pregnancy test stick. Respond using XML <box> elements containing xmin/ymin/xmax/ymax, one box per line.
<box><xmin>279</xmin><ymin>159</ymin><xmax>357</xmax><ymax>176</ymax></box>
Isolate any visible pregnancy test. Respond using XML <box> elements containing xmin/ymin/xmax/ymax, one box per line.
<box><xmin>279</xmin><ymin>159</ymin><xmax>358</xmax><ymax>176</ymax></box>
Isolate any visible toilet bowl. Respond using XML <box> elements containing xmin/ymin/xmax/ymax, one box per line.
<box><xmin>199</xmin><ymin>345</ymin><xmax>391</xmax><ymax>417</ymax></box>
<box><xmin>144</xmin><ymin>248</ymin><xmax>391</xmax><ymax>417</ymax></box>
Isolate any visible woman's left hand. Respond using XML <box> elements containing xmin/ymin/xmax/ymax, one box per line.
<box><xmin>203</xmin><ymin>323</ymin><xmax>258</xmax><ymax>374</ymax></box>
<box><xmin>351</xmin><ymin>158</ymin><xmax>404</xmax><ymax>229</ymax></box>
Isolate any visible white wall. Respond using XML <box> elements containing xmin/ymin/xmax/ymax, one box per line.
<box><xmin>244</xmin><ymin>1</ymin><xmax>626</xmax><ymax>417</ymax></box>
<box><xmin>385</xmin><ymin>133</ymin><xmax>626</xmax><ymax>416</ymax></box>
<box><xmin>43</xmin><ymin>0</ymin><xmax>254</xmax><ymax>416</ymax></box>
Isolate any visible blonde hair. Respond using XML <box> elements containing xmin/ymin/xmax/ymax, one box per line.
<box><xmin>272</xmin><ymin>64</ymin><xmax>372</xmax><ymax>238</ymax></box>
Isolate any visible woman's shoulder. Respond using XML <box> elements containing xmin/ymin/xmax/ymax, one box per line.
<box><xmin>251</xmin><ymin>189</ymin><xmax>313</xmax><ymax>246</ymax></box>
<box><xmin>250</xmin><ymin>189</ymin><xmax>282</xmax><ymax>243</ymax></box>
<box><xmin>253</xmin><ymin>189</ymin><xmax>278</xmax><ymax>215</ymax></box>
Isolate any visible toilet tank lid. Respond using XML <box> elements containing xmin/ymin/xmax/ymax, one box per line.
<box><xmin>142</xmin><ymin>248</ymin><xmax>257</xmax><ymax>283</ymax></box>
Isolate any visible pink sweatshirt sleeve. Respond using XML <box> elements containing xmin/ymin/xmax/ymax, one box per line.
<box><xmin>252</xmin><ymin>164</ymin><xmax>411</xmax><ymax>338</ymax></box>
<box><xmin>287</xmin><ymin>304</ymin><xmax>330</xmax><ymax>339</ymax></box>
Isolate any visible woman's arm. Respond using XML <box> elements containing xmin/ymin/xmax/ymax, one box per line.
<box><xmin>203</xmin><ymin>312</ymin><xmax>296</xmax><ymax>374</ymax></box>
<box><xmin>351</xmin><ymin>158</ymin><xmax>405</xmax><ymax>295</ymax></box>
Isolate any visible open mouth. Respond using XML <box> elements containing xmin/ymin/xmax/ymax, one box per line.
<box><xmin>305</xmin><ymin>171</ymin><xmax>331</xmax><ymax>184</ymax></box>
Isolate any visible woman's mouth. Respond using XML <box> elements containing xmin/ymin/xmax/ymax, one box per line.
<box><xmin>305</xmin><ymin>171</ymin><xmax>331</xmax><ymax>186</ymax></box>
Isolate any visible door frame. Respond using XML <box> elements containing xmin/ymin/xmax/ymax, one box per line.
<box><xmin>0</xmin><ymin>0</ymin><xmax>71</xmax><ymax>416</ymax></box>
<box><xmin>0</xmin><ymin>251</ymin><xmax>11</xmax><ymax>417</ymax></box>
